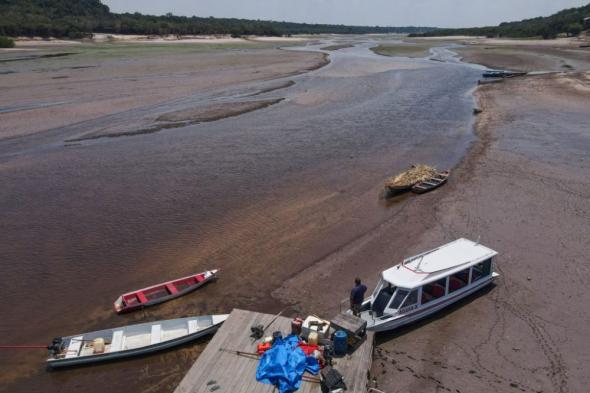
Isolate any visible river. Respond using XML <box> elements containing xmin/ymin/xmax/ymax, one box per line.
<box><xmin>0</xmin><ymin>38</ymin><xmax>482</xmax><ymax>392</ymax></box>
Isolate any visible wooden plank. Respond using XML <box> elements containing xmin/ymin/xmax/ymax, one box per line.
<box><xmin>238</xmin><ymin>311</ymin><xmax>284</xmax><ymax>393</ymax></box>
<box><xmin>196</xmin><ymin>310</ymin><xmax>256</xmax><ymax>393</ymax></box>
<box><xmin>110</xmin><ymin>331</ymin><xmax>124</xmax><ymax>352</ymax></box>
<box><xmin>231</xmin><ymin>311</ymin><xmax>265</xmax><ymax>393</ymax></box>
<box><xmin>166</xmin><ymin>283</ymin><xmax>178</xmax><ymax>294</ymax></box>
<box><xmin>331</xmin><ymin>312</ymin><xmax>367</xmax><ymax>335</ymax></box>
<box><xmin>150</xmin><ymin>324</ymin><xmax>162</xmax><ymax>345</ymax></box>
<box><xmin>65</xmin><ymin>336</ymin><xmax>83</xmax><ymax>358</ymax></box>
<box><xmin>204</xmin><ymin>310</ymin><xmax>260</xmax><ymax>393</ymax></box>
<box><xmin>174</xmin><ymin>309</ymin><xmax>374</xmax><ymax>393</ymax></box>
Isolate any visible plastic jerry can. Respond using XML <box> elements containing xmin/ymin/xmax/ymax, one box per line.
<box><xmin>333</xmin><ymin>330</ymin><xmax>348</xmax><ymax>356</ymax></box>
<box><xmin>257</xmin><ymin>342</ymin><xmax>272</xmax><ymax>355</ymax></box>
<box><xmin>291</xmin><ymin>317</ymin><xmax>303</xmax><ymax>336</ymax></box>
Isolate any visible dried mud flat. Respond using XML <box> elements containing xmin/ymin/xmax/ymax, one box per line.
<box><xmin>156</xmin><ymin>99</ymin><xmax>284</xmax><ymax>124</ymax></box>
<box><xmin>369</xmin><ymin>72</ymin><xmax>590</xmax><ymax>393</ymax></box>
<box><xmin>455</xmin><ymin>39</ymin><xmax>590</xmax><ymax>72</ymax></box>
<box><xmin>69</xmin><ymin>98</ymin><xmax>285</xmax><ymax>141</ymax></box>
<box><xmin>0</xmin><ymin>43</ymin><xmax>327</xmax><ymax>141</ymax></box>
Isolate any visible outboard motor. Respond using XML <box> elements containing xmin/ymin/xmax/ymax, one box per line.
<box><xmin>47</xmin><ymin>337</ymin><xmax>63</xmax><ymax>357</ymax></box>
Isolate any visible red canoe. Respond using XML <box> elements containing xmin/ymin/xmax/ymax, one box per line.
<box><xmin>114</xmin><ymin>270</ymin><xmax>218</xmax><ymax>313</ymax></box>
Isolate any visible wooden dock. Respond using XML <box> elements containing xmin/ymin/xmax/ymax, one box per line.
<box><xmin>174</xmin><ymin>309</ymin><xmax>374</xmax><ymax>393</ymax></box>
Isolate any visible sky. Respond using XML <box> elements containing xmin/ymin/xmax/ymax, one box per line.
<box><xmin>102</xmin><ymin>0</ymin><xmax>589</xmax><ymax>28</ymax></box>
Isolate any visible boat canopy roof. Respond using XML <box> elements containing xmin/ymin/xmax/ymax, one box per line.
<box><xmin>382</xmin><ymin>238</ymin><xmax>498</xmax><ymax>288</ymax></box>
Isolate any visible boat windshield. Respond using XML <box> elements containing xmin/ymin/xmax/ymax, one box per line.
<box><xmin>371</xmin><ymin>278</ymin><xmax>385</xmax><ymax>299</ymax></box>
<box><xmin>371</xmin><ymin>283</ymin><xmax>396</xmax><ymax>317</ymax></box>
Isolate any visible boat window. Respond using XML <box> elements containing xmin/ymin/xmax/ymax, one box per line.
<box><xmin>448</xmin><ymin>268</ymin><xmax>470</xmax><ymax>293</ymax></box>
<box><xmin>401</xmin><ymin>289</ymin><xmax>418</xmax><ymax>308</ymax></box>
<box><xmin>471</xmin><ymin>258</ymin><xmax>492</xmax><ymax>282</ymax></box>
<box><xmin>389</xmin><ymin>289</ymin><xmax>409</xmax><ymax>310</ymax></box>
<box><xmin>421</xmin><ymin>278</ymin><xmax>447</xmax><ymax>304</ymax></box>
<box><xmin>371</xmin><ymin>283</ymin><xmax>396</xmax><ymax>317</ymax></box>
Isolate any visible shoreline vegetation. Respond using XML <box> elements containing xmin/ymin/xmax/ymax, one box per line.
<box><xmin>0</xmin><ymin>0</ymin><xmax>435</xmax><ymax>39</ymax></box>
<box><xmin>0</xmin><ymin>36</ymin><xmax>15</xmax><ymax>48</ymax></box>
<box><xmin>411</xmin><ymin>3</ymin><xmax>590</xmax><ymax>39</ymax></box>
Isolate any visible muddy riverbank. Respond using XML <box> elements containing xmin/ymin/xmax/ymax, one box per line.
<box><xmin>454</xmin><ymin>37</ymin><xmax>590</xmax><ymax>72</ymax></box>
<box><xmin>370</xmin><ymin>70</ymin><xmax>590</xmax><ymax>393</ymax></box>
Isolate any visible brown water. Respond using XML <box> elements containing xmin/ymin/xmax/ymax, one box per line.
<box><xmin>0</xmin><ymin>40</ymin><xmax>482</xmax><ymax>392</ymax></box>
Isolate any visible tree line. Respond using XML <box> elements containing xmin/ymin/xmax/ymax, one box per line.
<box><xmin>411</xmin><ymin>3</ymin><xmax>590</xmax><ymax>39</ymax></box>
<box><xmin>0</xmin><ymin>0</ymin><xmax>436</xmax><ymax>39</ymax></box>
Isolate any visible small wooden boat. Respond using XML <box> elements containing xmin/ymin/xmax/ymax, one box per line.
<box><xmin>411</xmin><ymin>170</ymin><xmax>450</xmax><ymax>194</ymax></box>
<box><xmin>384</xmin><ymin>164</ymin><xmax>437</xmax><ymax>194</ymax></box>
<box><xmin>482</xmin><ymin>70</ymin><xmax>505</xmax><ymax>78</ymax></box>
<box><xmin>478</xmin><ymin>78</ymin><xmax>504</xmax><ymax>85</ymax></box>
<box><xmin>350</xmin><ymin>238</ymin><xmax>499</xmax><ymax>332</ymax></box>
<box><xmin>482</xmin><ymin>70</ymin><xmax>526</xmax><ymax>78</ymax></box>
<box><xmin>114</xmin><ymin>270</ymin><xmax>218</xmax><ymax>313</ymax></box>
<box><xmin>46</xmin><ymin>314</ymin><xmax>228</xmax><ymax>368</ymax></box>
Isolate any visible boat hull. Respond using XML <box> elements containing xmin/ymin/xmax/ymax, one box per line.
<box><xmin>383</xmin><ymin>185</ymin><xmax>413</xmax><ymax>199</ymax></box>
<box><xmin>47</xmin><ymin>315</ymin><xmax>227</xmax><ymax>368</ymax></box>
<box><xmin>411</xmin><ymin>170</ymin><xmax>449</xmax><ymax>194</ymax></box>
<box><xmin>114</xmin><ymin>270</ymin><xmax>217</xmax><ymax>313</ymax></box>
<box><xmin>366</xmin><ymin>275</ymin><xmax>495</xmax><ymax>332</ymax></box>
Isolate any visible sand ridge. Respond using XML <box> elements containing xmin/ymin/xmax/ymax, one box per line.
<box><xmin>0</xmin><ymin>43</ymin><xmax>327</xmax><ymax>141</ymax></box>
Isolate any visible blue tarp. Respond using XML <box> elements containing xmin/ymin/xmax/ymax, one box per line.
<box><xmin>256</xmin><ymin>335</ymin><xmax>320</xmax><ymax>393</ymax></box>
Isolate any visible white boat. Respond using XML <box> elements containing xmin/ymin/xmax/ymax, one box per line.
<box><xmin>47</xmin><ymin>314</ymin><xmax>228</xmax><ymax>368</ymax></box>
<box><xmin>356</xmin><ymin>238</ymin><xmax>499</xmax><ymax>332</ymax></box>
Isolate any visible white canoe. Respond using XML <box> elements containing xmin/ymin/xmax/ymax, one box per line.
<box><xmin>47</xmin><ymin>314</ymin><xmax>228</xmax><ymax>368</ymax></box>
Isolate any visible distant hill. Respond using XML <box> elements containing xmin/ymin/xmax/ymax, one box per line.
<box><xmin>0</xmin><ymin>0</ymin><xmax>436</xmax><ymax>38</ymax></box>
<box><xmin>412</xmin><ymin>3</ymin><xmax>590</xmax><ymax>39</ymax></box>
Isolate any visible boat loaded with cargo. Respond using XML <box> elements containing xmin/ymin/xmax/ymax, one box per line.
<box><xmin>114</xmin><ymin>269</ymin><xmax>218</xmax><ymax>313</ymax></box>
<box><xmin>46</xmin><ymin>314</ymin><xmax>228</xmax><ymax>368</ymax></box>
<box><xmin>353</xmin><ymin>238</ymin><xmax>499</xmax><ymax>332</ymax></box>
<box><xmin>384</xmin><ymin>164</ymin><xmax>449</xmax><ymax>197</ymax></box>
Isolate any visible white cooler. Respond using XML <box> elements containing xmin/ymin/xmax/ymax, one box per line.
<box><xmin>301</xmin><ymin>316</ymin><xmax>330</xmax><ymax>340</ymax></box>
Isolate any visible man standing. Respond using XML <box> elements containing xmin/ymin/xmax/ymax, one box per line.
<box><xmin>350</xmin><ymin>277</ymin><xmax>367</xmax><ymax>316</ymax></box>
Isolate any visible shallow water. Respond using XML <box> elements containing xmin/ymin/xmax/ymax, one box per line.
<box><xmin>0</xmin><ymin>39</ymin><xmax>482</xmax><ymax>392</ymax></box>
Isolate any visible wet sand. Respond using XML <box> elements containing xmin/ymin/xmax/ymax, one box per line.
<box><xmin>274</xmin><ymin>41</ymin><xmax>590</xmax><ymax>393</ymax></box>
<box><xmin>368</xmin><ymin>74</ymin><xmax>590</xmax><ymax>393</ymax></box>
<box><xmin>455</xmin><ymin>38</ymin><xmax>590</xmax><ymax>72</ymax></box>
<box><xmin>0</xmin><ymin>43</ymin><xmax>327</xmax><ymax>140</ymax></box>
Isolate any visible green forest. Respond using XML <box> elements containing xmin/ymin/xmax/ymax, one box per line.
<box><xmin>0</xmin><ymin>0</ymin><xmax>435</xmax><ymax>38</ymax></box>
<box><xmin>412</xmin><ymin>3</ymin><xmax>590</xmax><ymax>39</ymax></box>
